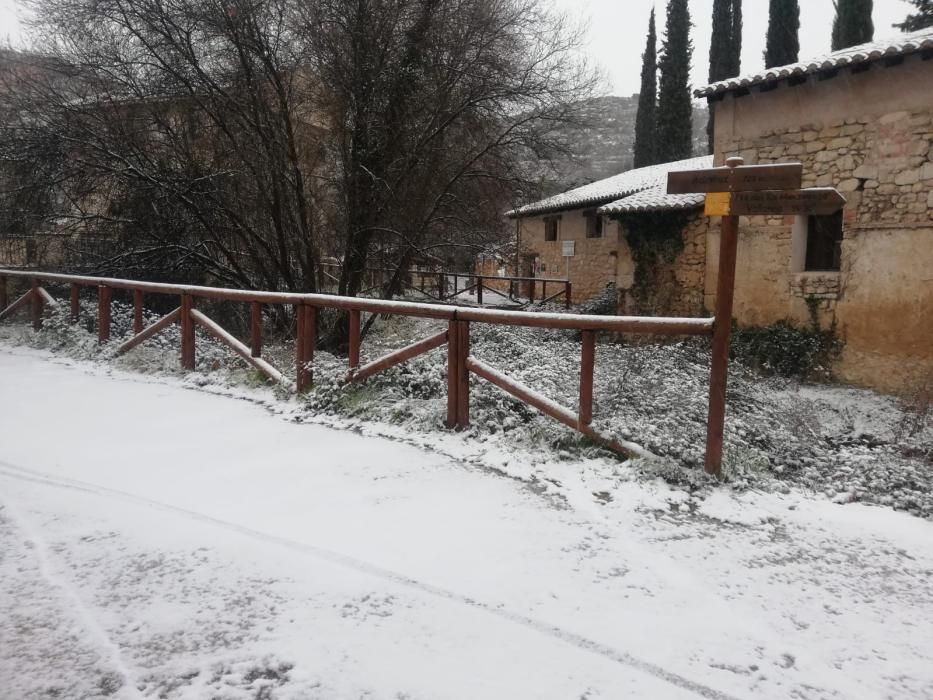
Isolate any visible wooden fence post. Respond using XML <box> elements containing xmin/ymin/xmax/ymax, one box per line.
<box><xmin>296</xmin><ymin>304</ymin><xmax>316</xmax><ymax>392</ymax></box>
<box><xmin>98</xmin><ymin>285</ymin><xmax>111</xmax><ymax>342</ymax></box>
<box><xmin>0</xmin><ymin>276</ymin><xmax>7</xmax><ymax>310</ymax></box>
<box><xmin>476</xmin><ymin>276</ymin><xmax>483</xmax><ymax>305</ymax></box>
<box><xmin>70</xmin><ymin>284</ymin><xmax>80</xmax><ymax>322</ymax></box>
<box><xmin>250</xmin><ymin>301</ymin><xmax>263</xmax><ymax>358</ymax></box>
<box><xmin>704</xmin><ymin>159</ymin><xmax>743</xmax><ymax>476</ymax></box>
<box><xmin>348</xmin><ymin>309</ymin><xmax>361</xmax><ymax>370</ymax></box>
<box><xmin>529</xmin><ymin>279</ymin><xmax>535</xmax><ymax>303</ymax></box>
<box><xmin>579</xmin><ymin>330</ymin><xmax>595</xmax><ymax>428</ymax></box>
<box><xmin>446</xmin><ymin>320</ymin><xmax>459</xmax><ymax>428</ymax></box>
<box><xmin>133</xmin><ymin>290</ymin><xmax>144</xmax><ymax>334</ymax></box>
<box><xmin>181</xmin><ymin>294</ymin><xmax>195</xmax><ymax>370</ymax></box>
<box><xmin>565</xmin><ymin>282</ymin><xmax>572</xmax><ymax>309</ymax></box>
<box><xmin>30</xmin><ymin>278</ymin><xmax>42</xmax><ymax>330</ymax></box>
<box><xmin>457</xmin><ymin>320</ymin><xmax>470</xmax><ymax>429</ymax></box>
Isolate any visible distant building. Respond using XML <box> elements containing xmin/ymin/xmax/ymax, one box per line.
<box><xmin>505</xmin><ymin>155</ymin><xmax>712</xmax><ymax>316</ymax></box>
<box><xmin>504</xmin><ymin>28</ymin><xmax>933</xmax><ymax>392</ymax></box>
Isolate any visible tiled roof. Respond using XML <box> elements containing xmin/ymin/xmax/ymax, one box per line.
<box><xmin>506</xmin><ymin>155</ymin><xmax>713</xmax><ymax>218</ymax></box>
<box><xmin>696</xmin><ymin>28</ymin><xmax>933</xmax><ymax>98</ymax></box>
<box><xmin>598</xmin><ymin>185</ymin><xmax>705</xmax><ymax>215</ymax></box>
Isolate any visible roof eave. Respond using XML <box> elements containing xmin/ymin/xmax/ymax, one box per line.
<box><xmin>696</xmin><ymin>31</ymin><xmax>933</xmax><ymax>99</ymax></box>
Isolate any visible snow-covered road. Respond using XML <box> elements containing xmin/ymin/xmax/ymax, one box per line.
<box><xmin>1</xmin><ymin>347</ymin><xmax>932</xmax><ymax>700</ymax></box>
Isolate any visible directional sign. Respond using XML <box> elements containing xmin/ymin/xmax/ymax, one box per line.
<box><xmin>704</xmin><ymin>192</ymin><xmax>731</xmax><ymax>217</ymax></box>
<box><xmin>668</xmin><ymin>163</ymin><xmax>803</xmax><ymax>194</ymax></box>
<box><xmin>732</xmin><ymin>188</ymin><xmax>846</xmax><ymax>215</ymax></box>
<box><xmin>705</xmin><ymin>188</ymin><xmax>847</xmax><ymax>216</ymax></box>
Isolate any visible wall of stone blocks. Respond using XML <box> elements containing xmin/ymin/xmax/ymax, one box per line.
<box><xmin>518</xmin><ymin>208</ymin><xmax>709</xmax><ymax>316</ymax></box>
<box><xmin>710</xmin><ymin>53</ymin><xmax>933</xmax><ymax>391</ymax></box>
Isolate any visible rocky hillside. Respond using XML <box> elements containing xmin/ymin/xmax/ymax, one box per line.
<box><xmin>536</xmin><ymin>95</ymin><xmax>710</xmax><ymax>194</ymax></box>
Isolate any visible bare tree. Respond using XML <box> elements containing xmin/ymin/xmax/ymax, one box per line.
<box><xmin>304</xmin><ymin>0</ymin><xmax>594</xmax><ymax>303</ymax></box>
<box><xmin>1</xmin><ymin>0</ymin><xmax>596</xmax><ymax>339</ymax></box>
<box><xmin>4</xmin><ymin>0</ymin><xmax>323</xmax><ymax>292</ymax></box>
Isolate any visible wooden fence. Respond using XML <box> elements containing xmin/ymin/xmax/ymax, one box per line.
<box><xmin>319</xmin><ymin>263</ymin><xmax>571</xmax><ymax>308</ymax></box>
<box><xmin>0</xmin><ymin>270</ymin><xmax>726</xmax><ymax>471</ymax></box>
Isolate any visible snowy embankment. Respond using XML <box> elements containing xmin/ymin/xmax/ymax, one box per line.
<box><xmin>1</xmin><ymin>347</ymin><xmax>932</xmax><ymax>700</ymax></box>
<box><xmin>1</xmin><ymin>298</ymin><xmax>931</xmax><ymax>519</ymax></box>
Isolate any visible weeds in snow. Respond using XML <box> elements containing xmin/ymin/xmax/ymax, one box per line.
<box><xmin>2</xmin><ymin>301</ymin><xmax>931</xmax><ymax>518</ymax></box>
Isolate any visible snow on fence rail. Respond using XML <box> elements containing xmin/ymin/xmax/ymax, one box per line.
<box><xmin>0</xmin><ymin>269</ymin><xmax>723</xmax><ymax>469</ymax></box>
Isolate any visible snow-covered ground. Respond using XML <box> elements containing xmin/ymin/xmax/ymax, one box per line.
<box><xmin>2</xmin><ymin>346</ymin><xmax>933</xmax><ymax>699</ymax></box>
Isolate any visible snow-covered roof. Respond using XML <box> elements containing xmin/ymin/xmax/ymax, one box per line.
<box><xmin>697</xmin><ymin>28</ymin><xmax>933</xmax><ymax>98</ymax></box>
<box><xmin>507</xmin><ymin>155</ymin><xmax>713</xmax><ymax>218</ymax></box>
<box><xmin>598</xmin><ymin>184</ymin><xmax>705</xmax><ymax>215</ymax></box>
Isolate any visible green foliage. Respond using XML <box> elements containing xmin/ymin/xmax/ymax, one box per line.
<box><xmin>765</xmin><ymin>0</ymin><xmax>800</xmax><ymax>68</ymax></box>
<box><xmin>656</xmin><ymin>0</ymin><xmax>694</xmax><ymax>164</ymax></box>
<box><xmin>634</xmin><ymin>9</ymin><xmax>659</xmax><ymax>168</ymax></box>
<box><xmin>709</xmin><ymin>0</ymin><xmax>734</xmax><ymax>84</ymax></box>
<box><xmin>615</xmin><ymin>210</ymin><xmax>690</xmax><ymax>312</ymax></box>
<box><xmin>707</xmin><ymin>0</ymin><xmax>742</xmax><ymax>153</ymax></box>
<box><xmin>894</xmin><ymin>0</ymin><xmax>933</xmax><ymax>31</ymax></box>
<box><xmin>832</xmin><ymin>0</ymin><xmax>874</xmax><ymax>51</ymax></box>
<box><xmin>731</xmin><ymin>314</ymin><xmax>842</xmax><ymax>381</ymax></box>
<box><xmin>730</xmin><ymin>0</ymin><xmax>743</xmax><ymax>77</ymax></box>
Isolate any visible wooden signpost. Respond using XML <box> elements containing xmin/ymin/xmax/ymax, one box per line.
<box><xmin>667</xmin><ymin>162</ymin><xmax>804</xmax><ymax>194</ymax></box>
<box><xmin>705</xmin><ymin>188</ymin><xmax>847</xmax><ymax>217</ymax></box>
<box><xmin>667</xmin><ymin>157</ymin><xmax>845</xmax><ymax>476</ymax></box>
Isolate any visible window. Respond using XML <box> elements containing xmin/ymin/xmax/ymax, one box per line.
<box><xmin>544</xmin><ymin>217</ymin><xmax>558</xmax><ymax>241</ymax></box>
<box><xmin>584</xmin><ymin>210</ymin><xmax>603</xmax><ymax>239</ymax></box>
<box><xmin>804</xmin><ymin>211</ymin><xmax>843</xmax><ymax>271</ymax></box>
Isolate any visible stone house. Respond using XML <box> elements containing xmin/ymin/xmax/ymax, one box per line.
<box><xmin>504</xmin><ymin>29</ymin><xmax>932</xmax><ymax>392</ymax></box>
<box><xmin>700</xmin><ymin>28</ymin><xmax>933</xmax><ymax>391</ymax></box>
<box><xmin>505</xmin><ymin>155</ymin><xmax>712</xmax><ymax>314</ymax></box>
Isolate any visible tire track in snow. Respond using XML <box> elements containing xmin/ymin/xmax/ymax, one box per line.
<box><xmin>0</xmin><ymin>493</ymin><xmax>146</xmax><ymax>700</ymax></box>
<box><xmin>0</xmin><ymin>459</ymin><xmax>739</xmax><ymax>700</ymax></box>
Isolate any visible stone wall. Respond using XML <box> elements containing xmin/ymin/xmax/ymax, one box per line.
<box><xmin>517</xmin><ymin>210</ymin><xmax>619</xmax><ymax>304</ymax></box>
<box><xmin>518</xmin><ymin>208</ymin><xmax>709</xmax><ymax>316</ymax></box>
<box><xmin>617</xmin><ymin>212</ymin><xmax>709</xmax><ymax>317</ymax></box>
<box><xmin>710</xmin><ymin>52</ymin><xmax>933</xmax><ymax>391</ymax></box>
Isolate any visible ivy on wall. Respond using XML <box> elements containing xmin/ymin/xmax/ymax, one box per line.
<box><xmin>612</xmin><ymin>210</ymin><xmax>691</xmax><ymax>314</ymax></box>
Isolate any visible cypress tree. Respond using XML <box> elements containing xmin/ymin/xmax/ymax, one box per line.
<box><xmin>708</xmin><ymin>0</ymin><xmax>733</xmax><ymax>84</ymax></box>
<box><xmin>832</xmin><ymin>0</ymin><xmax>874</xmax><ymax>51</ymax></box>
<box><xmin>706</xmin><ymin>0</ymin><xmax>742</xmax><ymax>153</ymax></box>
<box><xmin>729</xmin><ymin>0</ymin><xmax>743</xmax><ymax>77</ymax></box>
<box><xmin>765</xmin><ymin>0</ymin><xmax>800</xmax><ymax>68</ymax></box>
<box><xmin>656</xmin><ymin>0</ymin><xmax>693</xmax><ymax>163</ymax></box>
<box><xmin>894</xmin><ymin>0</ymin><xmax>933</xmax><ymax>31</ymax></box>
<box><xmin>633</xmin><ymin>9</ymin><xmax>658</xmax><ymax>168</ymax></box>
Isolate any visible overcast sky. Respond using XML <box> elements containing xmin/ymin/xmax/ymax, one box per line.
<box><xmin>552</xmin><ymin>0</ymin><xmax>913</xmax><ymax>95</ymax></box>
<box><xmin>0</xmin><ymin>0</ymin><xmax>915</xmax><ymax>94</ymax></box>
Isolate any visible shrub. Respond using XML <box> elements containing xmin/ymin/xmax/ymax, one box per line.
<box><xmin>730</xmin><ymin>319</ymin><xmax>841</xmax><ymax>381</ymax></box>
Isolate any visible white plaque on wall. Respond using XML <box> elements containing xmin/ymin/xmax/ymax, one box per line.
<box><xmin>562</xmin><ymin>240</ymin><xmax>575</xmax><ymax>257</ymax></box>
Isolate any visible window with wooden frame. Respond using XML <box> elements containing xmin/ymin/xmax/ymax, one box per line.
<box><xmin>805</xmin><ymin>211</ymin><xmax>843</xmax><ymax>271</ymax></box>
<box><xmin>584</xmin><ymin>210</ymin><xmax>603</xmax><ymax>239</ymax></box>
<box><xmin>544</xmin><ymin>216</ymin><xmax>558</xmax><ymax>241</ymax></box>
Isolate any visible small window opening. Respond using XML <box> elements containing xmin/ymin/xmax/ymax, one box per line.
<box><xmin>805</xmin><ymin>211</ymin><xmax>843</xmax><ymax>272</ymax></box>
<box><xmin>584</xmin><ymin>210</ymin><xmax>603</xmax><ymax>239</ymax></box>
<box><xmin>544</xmin><ymin>217</ymin><xmax>558</xmax><ymax>242</ymax></box>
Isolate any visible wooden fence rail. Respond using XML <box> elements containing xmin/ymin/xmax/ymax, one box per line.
<box><xmin>319</xmin><ymin>263</ymin><xmax>572</xmax><ymax>308</ymax></box>
<box><xmin>0</xmin><ymin>269</ymin><xmax>728</xmax><ymax>473</ymax></box>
